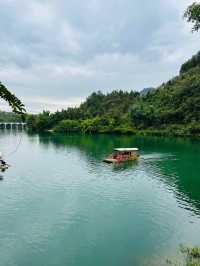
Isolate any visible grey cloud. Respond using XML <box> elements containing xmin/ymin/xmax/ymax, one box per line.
<box><xmin>0</xmin><ymin>0</ymin><xmax>199</xmax><ymax>112</ymax></box>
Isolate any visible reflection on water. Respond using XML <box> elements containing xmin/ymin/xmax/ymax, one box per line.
<box><xmin>0</xmin><ymin>131</ymin><xmax>200</xmax><ymax>266</ymax></box>
<box><xmin>112</xmin><ymin>160</ymin><xmax>139</xmax><ymax>171</ymax></box>
<box><xmin>37</xmin><ymin>133</ymin><xmax>200</xmax><ymax>213</ymax></box>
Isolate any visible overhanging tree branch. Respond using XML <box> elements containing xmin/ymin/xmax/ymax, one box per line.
<box><xmin>0</xmin><ymin>82</ymin><xmax>26</xmax><ymax>114</ymax></box>
<box><xmin>184</xmin><ymin>2</ymin><xmax>200</xmax><ymax>32</ymax></box>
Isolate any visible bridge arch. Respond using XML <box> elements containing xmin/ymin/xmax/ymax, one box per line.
<box><xmin>0</xmin><ymin>122</ymin><xmax>27</xmax><ymax>130</ymax></box>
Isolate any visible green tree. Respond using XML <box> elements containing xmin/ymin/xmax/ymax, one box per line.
<box><xmin>184</xmin><ymin>2</ymin><xmax>200</xmax><ymax>32</ymax></box>
<box><xmin>0</xmin><ymin>111</ymin><xmax>22</xmax><ymax>122</ymax></box>
<box><xmin>54</xmin><ymin>119</ymin><xmax>80</xmax><ymax>133</ymax></box>
<box><xmin>0</xmin><ymin>82</ymin><xmax>25</xmax><ymax>114</ymax></box>
<box><xmin>180</xmin><ymin>51</ymin><xmax>200</xmax><ymax>73</ymax></box>
<box><xmin>130</xmin><ymin>103</ymin><xmax>159</xmax><ymax>128</ymax></box>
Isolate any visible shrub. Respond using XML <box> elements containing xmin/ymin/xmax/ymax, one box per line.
<box><xmin>54</xmin><ymin>120</ymin><xmax>80</xmax><ymax>133</ymax></box>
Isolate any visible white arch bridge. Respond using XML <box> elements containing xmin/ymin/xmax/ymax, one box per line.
<box><xmin>0</xmin><ymin>122</ymin><xmax>27</xmax><ymax>129</ymax></box>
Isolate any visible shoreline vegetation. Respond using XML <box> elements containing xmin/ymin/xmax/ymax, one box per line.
<box><xmin>1</xmin><ymin>51</ymin><xmax>200</xmax><ymax>138</ymax></box>
<box><xmin>166</xmin><ymin>246</ymin><xmax>200</xmax><ymax>266</ymax></box>
<box><xmin>0</xmin><ymin>111</ymin><xmax>22</xmax><ymax>123</ymax></box>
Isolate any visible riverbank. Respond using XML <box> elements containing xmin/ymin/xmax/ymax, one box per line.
<box><xmin>42</xmin><ymin>123</ymin><xmax>200</xmax><ymax>138</ymax></box>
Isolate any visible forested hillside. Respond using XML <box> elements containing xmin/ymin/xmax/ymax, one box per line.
<box><xmin>130</xmin><ymin>66</ymin><xmax>200</xmax><ymax>130</ymax></box>
<box><xmin>180</xmin><ymin>51</ymin><xmax>200</xmax><ymax>74</ymax></box>
<box><xmin>27</xmin><ymin>51</ymin><xmax>200</xmax><ymax>137</ymax></box>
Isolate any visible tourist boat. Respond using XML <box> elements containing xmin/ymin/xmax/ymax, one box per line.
<box><xmin>103</xmin><ymin>148</ymin><xmax>139</xmax><ymax>163</ymax></box>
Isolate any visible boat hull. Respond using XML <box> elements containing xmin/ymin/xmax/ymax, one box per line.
<box><xmin>103</xmin><ymin>158</ymin><xmax>118</xmax><ymax>164</ymax></box>
<box><xmin>103</xmin><ymin>155</ymin><xmax>139</xmax><ymax>164</ymax></box>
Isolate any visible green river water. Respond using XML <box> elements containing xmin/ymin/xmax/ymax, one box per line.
<box><xmin>0</xmin><ymin>131</ymin><xmax>200</xmax><ymax>266</ymax></box>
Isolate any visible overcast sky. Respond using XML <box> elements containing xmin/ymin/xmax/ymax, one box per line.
<box><xmin>0</xmin><ymin>0</ymin><xmax>199</xmax><ymax>113</ymax></box>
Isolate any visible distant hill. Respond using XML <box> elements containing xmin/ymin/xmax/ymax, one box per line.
<box><xmin>27</xmin><ymin>51</ymin><xmax>200</xmax><ymax>137</ymax></box>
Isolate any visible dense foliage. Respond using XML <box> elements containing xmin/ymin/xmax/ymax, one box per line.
<box><xmin>27</xmin><ymin>91</ymin><xmax>139</xmax><ymax>134</ymax></box>
<box><xmin>184</xmin><ymin>1</ymin><xmax>200</xmax><ymax>32</ymax></box>
<box><xmin>130</xmin><ymin>66</ymin><xmax>200</xmax><ymax>129</ymax></box>
<box><xmin>0</xmin><ymin>82</ymin><xmax>25</xmax><ymax>114</ymax></box>
<box><xmin>27</xmin><ymin>52</ymin><xmax>200</xmax><ymax>137</ymax></box>
<box><xmin>0</xmin><ymin>111</ymin><xmax>22</xmax><ymax>122</ymax></box>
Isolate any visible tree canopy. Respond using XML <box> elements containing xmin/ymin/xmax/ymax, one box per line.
<box><xmin>180</xmin><ymin>51</ymin><xmax>200</xmax><ymax>74</ymax></box>
<box><xmin>0</xmin><ymin>82</ymin><xmax>25</xmax><ymax>114</ymax></box>
<box><xmin>184</xmin><ymin>2</ymin><xmax>200</xmax><ymax>32</ymax></box>
<box><xmin>0</xmin><ymin>111</ymin><xmax>22</xmax><ymax>122</ymax></box>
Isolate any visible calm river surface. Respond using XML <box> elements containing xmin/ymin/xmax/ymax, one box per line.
<box><xmin>0</xmin><ymin>131</ymin><xmax>200</xmax><ymax>266</ymax></box>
